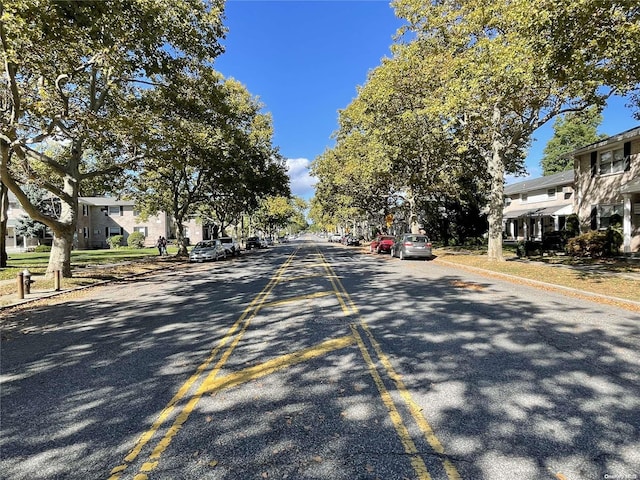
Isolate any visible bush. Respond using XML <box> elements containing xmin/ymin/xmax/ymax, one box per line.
<box><xmin>566</xmin><ymin>230</ymin><xmax>609</xmax><ymax>257</ymax></box>
<box><xmin>127</xmin><ymin>231</ymin><xmax>146</xmax><ymax>248</ymax></box>
<box><xmin>107</xmin><ymin>235</ymin><xmax>124</xmax><ymax>249</ymax></box>
<box><xmin>565</xmin><ymin>214</ymin><xmax>580</xmax><ymax>239</ymax></box>
<box><xmin>516</xmin><ymin>240</ymin><xmax>542</xmax><ymax>257</ymax></box>
<box><xmin>34</xmin><ymin>244</ymin><xmax>51</xmax><ymax>252</ymax></box>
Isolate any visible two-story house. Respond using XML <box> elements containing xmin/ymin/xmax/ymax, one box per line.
<box><xmin>572</xmin><ymin>126</ymin><xmax>640</xmax><ymax>253</ymax></box>
<box><xmin>4</xmin><ymin>194</ymin><xmax>208</xmax><ymax>251</ymax></box>
<box><xmin>503</xmin><ymin>169</ymin><xmax>575</xmax><ymax>241</ymax></box>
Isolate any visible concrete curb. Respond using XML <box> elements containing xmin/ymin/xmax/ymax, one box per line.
<box><xmin>434</xmin><ymin>258</ymin><xmax>640</xmax><ymax>309</ymax></box>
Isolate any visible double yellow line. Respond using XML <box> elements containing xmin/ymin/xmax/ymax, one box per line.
<box><xmin>109</xmin><ymin>248</ymin><xmax>299</xmax><ymax>480</ymax></box>
<box><xmin>317</xmin><ymin>248</ymin><xmax>461</xmax><ymax>480</ymax></box>
<box><xmin>110</xmin><ymin>244</ymin><xmax>461</xmax><ymax>480</ymax></box>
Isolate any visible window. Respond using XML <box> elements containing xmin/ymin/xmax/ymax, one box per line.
<box><xmin>134</xmin><ymin>226</ymin><xmax>148</xmax><ymax>237</ymax></box>
<box><xmin>520</xmin><ymin>193</ymin><xmax>528</xmax><ymax>204</ymax></box>
<box><xmin>599</xmin><ymin>147</ymin><xmax>625</xmax><ymax>175</ymax></box>
<box><xmin>106</xmin><ymin>227</ymin><xmax>123</xmax><ymax>237</ymax></box>
<box><xmin>83</xmin><ymin>227</ymin><xmax>89</xmax><ymax>239</ymax></box>
<box><xmin>108</xmin><ymin>205</ymin><xmax>122</xmax><ymax>216</ymax></box>
<box><xmin>595</xmin><ymin>204</ymin><xmax>623</xmax><ymax>229</ymax></box>
<box><xmin>504</xmin><ymin>197</ymin><xmax>512</xmax><ymax>207</ymax></box>
<box><xmin>547</xmin><ymin>188</ymin><xmax>556</xmax><ymax>199</ymax></box>
<box><xmin>82</xmin><ymin>204</ymin><xmax>89</xmax><ymax>216</ymax></box>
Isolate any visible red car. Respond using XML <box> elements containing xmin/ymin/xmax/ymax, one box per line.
<box><xmin>370</xmin><ymin>235</ymin><xmax>395</xmax><ymax>254</ymax></box>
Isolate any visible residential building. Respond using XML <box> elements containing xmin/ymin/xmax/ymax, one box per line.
<box><xmin>4</xmin><ymin>194</ymin><xmax>208</xmax><ymax>251</ymax></box>
<box><xmin>503</xmin><ymin>170</ymin><xmax>575</xmax><ymax>241</ymax></box>
<box><xmin>4</xmin><ymin>191</ymin><xmax>52</xmax><ymax>250</ymax></box>
<box><xmin>572</xmin><ymin>126</ymin><xmax>640</xmax><ymax>253</ymax></box>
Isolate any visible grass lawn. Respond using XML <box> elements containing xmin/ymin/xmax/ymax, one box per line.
<box><xmin>0</xmin><ymin>247</ymin><xmax>186</xmax><ymax>304</ymax></box>
<box><xmin>1</xmin><ymin>247</ymin><xmax>183</xmax><ymax>279</ymax></box>
<box><xmin>433</xmin><ymin>247</ymin><xmax>640</xmax><ymax>305</ymax></box>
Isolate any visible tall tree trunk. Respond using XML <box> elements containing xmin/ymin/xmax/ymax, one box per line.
<box><xmin>173</xmin><ymin>217</ymin><xmax>189</xmax><ymax>256</ymax></box>
<box><xmin>1</xmin><ymin>141</ymin><xmax>11</xmax><ymax>268</ymax></box>
<box><xmin>47</xmin><ymin>225</ymin><xmax>75</xmax><ymax>277</ymax></box>
<box><xmin>487</xmin><ymin>110</ymin><xmax>506</xmax><ymax>261</ymax></box>
<box><xmin>45</xmin><ymin>145</ymin><xmax>81</xmax><ymax>278</ymax></box>
<box><xmin>407</xmin><ymin>189</ymin><xmax>420</xmax><ymax>234</ymax></box>
<box><xmin>0</xmin><ymin>181</ymin><xmax>8</xmax><ymax>268</ymax></box>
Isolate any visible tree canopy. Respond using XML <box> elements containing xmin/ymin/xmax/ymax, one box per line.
<box><xmin>541</xmin><ymin>107</ymin><xmax>607</xmax><ymax>175</ymax></box>
<box><xmin>1</xmin><ymin>0</ymin><xmax>291</xmax><ymax>273</ymax></box>
<box><xmin>311</xmin><ymin>0</ymin><xmax>640</xmax><ymax>259</ymax></box>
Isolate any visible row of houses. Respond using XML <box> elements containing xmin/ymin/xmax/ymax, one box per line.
<box><xmin>503</xmin><ymin>126</ymin><xmax>640</xmax><ymax>253</ymax></box>
<box><xmin>4</xmin><ymin>196</ymin><xmax>213</xmax><ymax>251</ymax></box>
<box><xmin>4</xmin><ymin>126</ymin><xmax>640</xmax><ymax>254</ymax></box>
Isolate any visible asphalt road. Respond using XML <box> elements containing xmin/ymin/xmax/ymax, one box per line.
<box><xmin>1</xmin><ymin>238</ymin><xmax>638</xmax><ymax>480</ymax></box>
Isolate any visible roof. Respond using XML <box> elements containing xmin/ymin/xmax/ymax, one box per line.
<box><xmin>570</xmin><ymin>126</ymin><xmax>640</xmax><ymax>156</ymax></box>
<box><xmin>504</xmin><ymin>170</ymin><xmax>574</xmax><ymax>195</ymax></box>
<box><xmin>79</xmin><ymin>197</ymin><xmax>133</xmax><ymax>206</ymax></box>
<box><xmin>621</xmin><ymin>176</ymin><xmax>640</xmax><ymax>194</ymax></box>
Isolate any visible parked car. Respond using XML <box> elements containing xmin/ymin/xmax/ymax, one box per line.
<box><xmin>189</xmin><ymin>240</ymin><xmax>226</xmax><ymax>262</ymax></box>
<box><xmin>219</xmin><ymin>236</ymin><xmax>241</xmax><ymax>256</ymax></box>
<box><xmin>390</xmin><ymin>234</ymin><xmax>433</xmax><ymax>260</ymax></box>
<box><xmin>343</xmin><ymin>235</ymin><xmax>361</xmax><ymax>246</ymax></box>
<box><xmin>370</xmin><ymin>235</ymin><xmax>395</xmax><ymax>254</ymax></box>
<box><xmin>246</xmin><ymin>236</ymin><xmax>263</xmax><ymax>250</ymax></box>
<box><xmin>329</xmin><ymin>233</ymin><xmax>343</xmax><ymax>242</ymax></box>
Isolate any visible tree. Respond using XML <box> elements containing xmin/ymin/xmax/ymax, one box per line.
<box><xmin>253</xmin><ymin>196</ymin><xmax>297</xmax><ymax>237</ymax></box>
<box><xmin>389</xmin><ymin>0</ymin><xmax>639</xmax><ymax>260</ymax></box>
<box><xmin>129</xmin><ymin>67</ymin><xmax>288</xmax><ymax>255</ymax></box>
<box><xmin>0</xmin><ymin>181</ymin><xmax>8</xmax><ymax>267</ymax></box>
<box><xmin>1</xmin><ymin>0</ymin><xmax>225</xmax><ymax>276</ymax></box>
<box><xmin>541</xmin><ymin>107</ymin><xmax>607</xmax><ymax>175</ymax></box>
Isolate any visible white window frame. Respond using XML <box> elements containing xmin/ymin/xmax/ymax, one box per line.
<box><xmin>599</xmin><ymin>147</ymin><xmax>625</xmax><ymax>175</ymax></box>
<box><xmin>520</xmin><ymin>193</ymin><xmax>528</xmax><ymax>204</ymax></box>
<box><xmin>598</xmin><ymin>204</ymin><xmax>623</xmax><ymax>229</ymax></box>
<box><xmin>108</xmin><ymin>205</ymin><xmax>122</xmax><ymax>216</ymax></box>
<box><xmin>547</xmin><ymin>188</ymin><xmax>556</xmax><ymax>199</ymax></box>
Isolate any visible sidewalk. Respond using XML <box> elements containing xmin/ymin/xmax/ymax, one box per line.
<box><xmin>0</xmin><ymin>257</ymin><xmax>185</xmax><ymax>310</ymax></box>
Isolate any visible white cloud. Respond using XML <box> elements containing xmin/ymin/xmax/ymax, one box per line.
<box><xmin>286</xmin><ymin>157</ymin><xmax>317</xmax><ymax>199</ymax></box>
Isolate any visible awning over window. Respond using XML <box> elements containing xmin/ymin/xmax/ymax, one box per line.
<box><xmin>503</xmin><ymin>204</ymin><xmax>573</xmax><ymax>219</ymax></box>
<box><xmin>620</xmin><ymin>177</ymin><xmax>640</xmax><ymax>194</ymax></box>
<box><xmin>552</xmin><ymin>204</ymin><xmax>573</xmax><ymax>216</ymax></box>
<box><xmin>503</xmin><ymin>208</ymin><xmax>534</xmax><ymax>219</ymax></box>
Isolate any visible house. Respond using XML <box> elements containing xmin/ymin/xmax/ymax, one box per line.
<box><xmin>503</xmin><ymin>169</ymin><xmax>575</xmax><ymax>241</ymax></box>
<box><xmin>571</xmin><ymin>126</ymin><xmax>640</xmax><ymax>253</ymax></box>
<box><xmin>4</xmin><ymin>191</ymin><xmax>52</xmax><ymax>251</ymax></box>
<box><xmin>4</xmin><ymin>194</ymin><xmax>209</xmax><ymax>251</ymax></box>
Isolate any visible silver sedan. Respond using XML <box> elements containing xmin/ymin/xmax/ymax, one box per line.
<box><xmin>390</xmin><ymin>234</ymin><xmax>433</xmax><ymax>260</ymax></box>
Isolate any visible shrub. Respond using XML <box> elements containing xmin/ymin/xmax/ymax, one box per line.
<box><xmin>516</xmin><ymin>240</ymin><xmax>542</xmax><ymax>257</ymax></box>
<box><xmin>34</xmin><ymin>244</ymin><xmax>51</xmax><ymax>252</ymax></box>
<box><xmin>565</xmin><ymin>214</ymin><xmax>580</xmax><ymax>239</ymax></box>
<box><xmin>127</xmin><ymin>231</ymin><xmax>146</xmax><ymax>248</ymax></box>
<box><xmin>107</xmin><ymin>235</ymin><xmax>124</xmax><ymax>249</ymax></box>
<box><xmin>566</xmin><ymin>230</ymin><xmax>608</xmax><ymax>257</ymax></box>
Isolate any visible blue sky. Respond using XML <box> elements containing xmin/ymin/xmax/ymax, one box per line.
<box><xmin>215</xmin><ymin>0</ymin><xmax>640</xmax><ymax>199</ymax></box>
